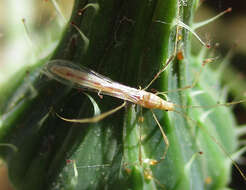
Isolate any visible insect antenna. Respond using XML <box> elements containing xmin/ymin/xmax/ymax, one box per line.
<box><xmin>173</xmin><ymin>99</ymin><xmax>246</xmax><ymax>110</ymax></box>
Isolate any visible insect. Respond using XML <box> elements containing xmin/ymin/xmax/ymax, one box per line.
<box><xmin>43</xmin><ymin>3</ymin><xmax>246</xmax><ymax>185</ymax></box>
<box><xmin>43</xmin><ymin>59</ymin><xmax>245</xmax><ymax>168</ymax></box>
<box><xmin>44</xmin><ymin>58</ymin><xmax>176</xmax><ymax>164</ymax></box>
<box><xmin>44</xmin><ymin>59</ymin><xmax>175</xmax><ymax>112</ymax></box>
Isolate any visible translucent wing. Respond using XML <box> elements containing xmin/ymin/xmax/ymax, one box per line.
<box><xmin>43</xmin><ymin>59</ymin><xmax>141</xmax><ymax>103</ymax></box>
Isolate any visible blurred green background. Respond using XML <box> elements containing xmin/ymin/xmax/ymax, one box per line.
<box><xmin>0</xmin><ymin>0</ymin><xmax>74</xmax><ymax>84</ymax></box>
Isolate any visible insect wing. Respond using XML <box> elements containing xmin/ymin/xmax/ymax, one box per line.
<box><xmin>44</xmin><ymin>59</ymin><xmax>140</xmax><ymax>103</ymax></box>
<box><xmin>44</xmin><ymin>59</ymin><xmax>112</xmax><ymax>90</ymax></box>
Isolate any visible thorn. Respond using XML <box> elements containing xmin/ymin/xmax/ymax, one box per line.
<box><xmin>176</xmin><ymin>19</ymin><xmax>209</xmax><ymax>48</ymax></box>
<box><xmin>77</xmin><ymin>3</ymin><xmax>100</xmax><ymax>16</ymax></box>
<box><xmin>193</xmin><ymin>8</ymin><xmax>232</xmax><ymax>30</ymax></box>
<box><xmin>70</xmin><ymin>22</ymin><xmax>90</xmax><ymax>52</ymax></box>
<box><xmin>21</xmin><ymin>18</ymin><xmax>36</xmax><ymax>51</ymax></box>
<box><xmin>50</xmin><ymin>0</ymin><xmax>67</xmax><ymax>24</ymax></box>
<box><xmin>185</xmin><ymin>152</ymin><xmax>201</xmax><ymax>174</ymax></box>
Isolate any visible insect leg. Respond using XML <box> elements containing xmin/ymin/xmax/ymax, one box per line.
<box><xmin>150</xmin><ymin>110</ymin><xmax>169</xmax><ymax>164</ymax></box>
<box><xmin>56</xmin><ymin>101</ymin><xmax>126</xmax><ymax>124</ymax></box>
<box><xmin>156</xmin><ymin>57</ymin><xmax>218</xmax><ymax>95</ymax></box>
<box><xmin>138</xmin><ymin>107</ymin><xmax>143</xmax><ymax>166</ymax></box>
<box><xmin>144</xmin><ymin>4</ymin><xmax>183</xmax><ymax>91</ymax></box>
<box><xmin>144</xmin><ymin>55</ymin><xmax>175</xmax><ymax>90</ymax></box>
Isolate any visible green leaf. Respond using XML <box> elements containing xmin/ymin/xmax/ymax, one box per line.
<box><xmin>0</xmin><ymin>0</ymin><xmax>241</xmax><ymax>189</ymax></box>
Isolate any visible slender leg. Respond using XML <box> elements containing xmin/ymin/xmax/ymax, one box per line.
<box><xmin>138</xmin><ymin>107</ymin><xmax>143</xmax><ymax>166</ymax></box>
<box><xmin>144</xmin><ymin>16</ymin><xmax>181</xmax><ymax>91</ymax></box>
<box><xmin>56</xmin><ymin>101</ymin><xmax>126</xmax><ymax>124</ymax></box>
<box><xmin>156</xmin><ymin>57</ymin><xmax>217</xmax><ymax>95</ymax></box>
<box><xmin>151</xmin><ymin>110</ymin><xmax>169</xmax><ymax>163</ymax></box>
<box><xmin>144</xmin><ymin>56</ymin><xmax>175</xmax><ymax>90</ymax></box>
